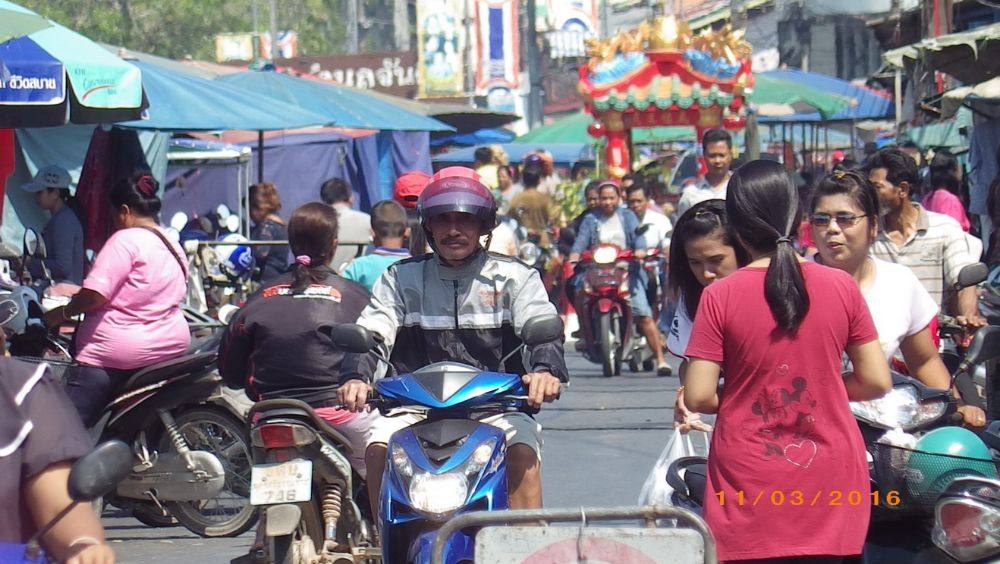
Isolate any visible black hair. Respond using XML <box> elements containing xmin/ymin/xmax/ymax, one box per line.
<box><xmin>810</xmin><ymin>170</ymin><xmax>882</xmax><ymax>233</ymax></box>
<box><xmin>584</xmin><ymin>180</ymin><xmax>602</xmax><ymax>195</ymax></box>
<box><xmin>109</xmin><ymin>171</ymin><xmax>161</xmax><ymax>218</ymax></box>
<box><xmin>474</xmin><ymin>147</ymin><xmax>494</xmax><ymax>165</ymax></box>
<box><xmin>405</xmin><ymin>209</ymin><xmax>427</xmax><ymax>256</ymax></box>
<box><xmin>371</xmin><ymin>199</ymin><xmax>408</xmax><ymax>240</ymax></box>
<box><xmin>319</xmin><ymin>177</ymin><xmax>351</xmax><ymax>205</ymax></box>
<box><xmin>928</xmin><ymin>149</ymin><xmax>962</xmax><ymax>196</ymax></box>
<box><xmin>521</xmin><ymin>166</ymin><xmax>542</xmax><ymax>189</ymax></box>
<box><xmin>668</xmin><ymin>199</ymin><xmax>750</xmax><ymax>317</ymax></box>
<box><xmin>701</xmin><ymin>129</ymin><xmax>732</xmax><ymax>152</ymax></box>
<box><xmin>625</xmin><ymin>182</ymin><xmax>648</xmax><ymax>199</ymax></box>
<box><xmin>867</xmin><ymin>148</ymin><xmax>918</xmax><ymax>191</ymax></box>
<box><xmin>727</xmin><ymin>160</ymin><xmax>810</xmax><ymax>333</ymax></box>
<box><xmin>287</xmin><ymin>202</ymin><xmax>339</xmax><ymax>294</ymax></box>
<box><xmin>901</xmin><ymin>141</ymin><xmax>924</xmax><ymax>166</ymax></box>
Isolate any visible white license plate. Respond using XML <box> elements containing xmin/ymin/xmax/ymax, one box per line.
<box><xmin>250</xmin><ymin>459</ymin><xmax>313</xmax><ymax>506</ymax></box>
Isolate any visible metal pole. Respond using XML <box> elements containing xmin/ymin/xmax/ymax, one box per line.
<box><xmin>346</xmin><ymin>0</ymin><xmax>359</xmax><ymax>53</ymax></box>
<box><xmin>526</xmin><ymin>0</ymin><xmax>543</xmax><ymax>129</ymax></box>
<box><xmin>268</xmin><ymin>0</ymin><xmax>279</xmax><ymax>60</ymax></box>
<box><xmin>251</xmin><ymin>0</ymin><xmax>260</xmax><ymax>57</ymax></box>
<box><xmin>257</xmin><ymin>131</ymin><xmax>264</xmax><ymax>184</ymax></box>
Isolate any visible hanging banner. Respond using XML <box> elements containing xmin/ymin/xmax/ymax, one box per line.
<box><xmin>416</xmin><ymin>0</ymin><xmax>466</xmax><ymax>98</ymax></box>
<box><xmin>474</xmin><ymin>0</ymin><xmax>519</xmax><ymax>94</ymax></box>
<box><xmin>545</xmin><ymin>0</ymin><xmax>599</xmax><ymax>34</ymax></box>
<box><xmin>0</xmin><ymin>37</ymin><xmax>65</xmax><ymax>105</ymax></box>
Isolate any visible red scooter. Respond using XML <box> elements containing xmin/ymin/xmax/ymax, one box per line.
<box><xmin>579</xmin><ymin>245</ymin><xmax>660</xmax><ymax>377</ymax></box>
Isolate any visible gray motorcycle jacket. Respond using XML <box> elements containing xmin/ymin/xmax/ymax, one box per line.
<box><xmin>340</xmin><ymin>249</ymin><xmax>568</xmax><ymax>384</ymax></box>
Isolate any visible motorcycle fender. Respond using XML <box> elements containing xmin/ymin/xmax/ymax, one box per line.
<box><xmin>265</xmin><ymin>504</ymin><xmax>302</xmax><ymax>537</ymax></box>
<box><xmin>115</xmin><ymin>450</ymin><xmax>225</xmax><ymax>501</ymax></box>
<box><xmin>596</xmin><ymin>298</ymin><xmax>617</xmax><ymax>314</ymax></box>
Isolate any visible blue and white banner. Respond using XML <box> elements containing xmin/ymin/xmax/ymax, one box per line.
<box><xmin>0</xmin><ymin>37</ymin><xmax>65</xmax><ymax>105</ymax></box>
<box><xmin>474</xmin><ymin>0</ymin><xmax>519</xmax><ymax>94</ymax></box>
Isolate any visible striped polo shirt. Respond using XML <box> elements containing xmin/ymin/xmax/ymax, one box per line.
<box><xmin>871</xmin><ymin>203</ymin><xmax>980</xmax><ymax>307</ymax></box>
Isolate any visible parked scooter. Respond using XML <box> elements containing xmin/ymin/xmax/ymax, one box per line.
<box><xmin>2</xmin><ymin>228</ymin><xmax>256</xmax><ymax>538</ymax></box>
<box><xmin>0</xmin><ymin>441</ymin><xmax>133</xmax><ymax>563</ymax></box>
<box><xmin>332</xmin><ymin>315</ymin><xmax>564</xmax><ymax>564</ymax></box>
<box><xmin>247</xmin><ymin>399</ymin><xmax>379</xmax><ymax>564</ymax></box>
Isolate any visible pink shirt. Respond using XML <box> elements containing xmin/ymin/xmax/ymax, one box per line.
<box><xmin>686</xmin><ymin>263</ymin><xmax>878</xmax><ymax>561</ymax></box>
<box><xmin>923</xmin><ymin>189</ymin><xmax>970</xmax><ymax>232</ymax></box>
<box><xmin>75</xmin><ymin>228</ymin><xmax>190</xmax><ymax>370</ymax></box>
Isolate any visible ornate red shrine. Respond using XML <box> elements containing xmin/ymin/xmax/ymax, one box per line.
<box><xmin>578</xmin><ymin>17</ymin><xmax>754</xmax><ymax>178</ymax></box>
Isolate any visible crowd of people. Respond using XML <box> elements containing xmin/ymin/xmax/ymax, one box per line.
<box><xmin>3</xmin><ymin>123</ymin><xmax>998</xmax><ymax>563</ymax></box>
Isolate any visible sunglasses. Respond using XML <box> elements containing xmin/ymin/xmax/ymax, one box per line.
<box><xmin>809</xmin><ymin>213</ymin><xmax>868</xmax><ymax>228</ymax></box>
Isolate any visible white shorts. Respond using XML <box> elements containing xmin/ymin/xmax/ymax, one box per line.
<box><xmin>366</xmin><ymin>410</ymin><xmax>543</xmax><ymax>461</ymax></box>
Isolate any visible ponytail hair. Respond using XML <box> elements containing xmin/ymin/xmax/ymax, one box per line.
<box><xmin>287</xmin><ymin>202</ymin><xmax>339</xmax><ymax>294</ymax></box>
<box><xmin>726</xmin><ymin>160</ymin><xmax>810</xmax><ymax>333</ymax></box>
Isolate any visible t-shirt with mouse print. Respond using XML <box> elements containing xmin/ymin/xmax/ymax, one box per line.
<box><xmin>685</xmin><ymin>261</ymin><xmax>878</xmax><ymax>561</ymax></box>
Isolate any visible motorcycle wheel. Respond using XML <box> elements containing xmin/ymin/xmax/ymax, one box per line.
<box><xmin>131</xmin><ymin>502</ymin><xmax>178</xmax><ymax>527</ymax></box>
<box><xmin>158</xmin><ymin>407</ymin><xmax>257</xmax><ymax>538</ymax></box>
<box><xmin>271</xmin><ymin>503</ymin><xmax>323</xmax><ymax>564</ymax></box>
<box><xmin>597</xmin><ymin>312</ymin><xmax>620</xmax><ymax>378</ymax></box>
<box><xmin>643</xmin><ymin>359</ymin><xmax>655</xmax><ymax>372</ymax></box>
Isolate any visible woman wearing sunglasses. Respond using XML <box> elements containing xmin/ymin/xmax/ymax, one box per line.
<box><xmin>809</xmin><ymin>170</ymin><xmax>986</xmax><ymax>428</ymax></box>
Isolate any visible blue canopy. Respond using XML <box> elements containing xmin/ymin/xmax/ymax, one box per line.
<box><xmin>758</xmin><ymin>69</ymin><xmax>893</xmax><ymax>123</ymax></box>
<box><xmin>117</xmin><ymin>60</ymin><xmax>329</xmax><ymax>132</ymax></box>
<box><xmin>430</xmin><ymin>127</ymin><xmax>516</xmax><ymax>148</ymax></box>
<box><xmin>218</xmin><ymin>70</ymin><xmax>454</xmax><ymax>132</ymax></box>
<box><xmin>433</xmin><ymin>143</ymin><xmax>595</xmax><ymax>166</ymax></box>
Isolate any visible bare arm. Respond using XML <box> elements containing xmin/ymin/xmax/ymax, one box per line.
<box><xmin>683</xmin><ymin>358</ymin><xmax>722</xmax><ymax>413</ymax></box>
<box><xmin>844</xmin><ymin>340</ymin><xmax>892</xmax><ymax>401</ymax></box>
<box><xmin>898</xmin><ymin>326</ymin><xmax>951</xmax><ymax>390</ymax></box>
<box><xmin>44</xmin><ymin>289</ymin><xmax>107</xmax><ymax>328</ymax></box>
<box><xmin>25</xmin><ymin>462</ymin><xmax>114</xmax><ymax>564</ymax></box>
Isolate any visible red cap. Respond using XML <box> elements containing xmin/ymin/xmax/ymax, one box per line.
<box><xmin>832</xmin><ymin>150</ymin><xmax>845</xmax><ymax>162</ymax></box>
<box><xmin>393</xmin><ymin>171</ymin><xmax>431</xmax><ymax>208</ymax></box>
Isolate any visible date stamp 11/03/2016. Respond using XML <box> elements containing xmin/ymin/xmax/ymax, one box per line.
<box><xmin>715</xmin><ymin>489</ymin><xmax>901</xmax><ymax>507</ymax></box>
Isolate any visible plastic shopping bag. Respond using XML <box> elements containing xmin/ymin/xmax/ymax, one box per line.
<box><xmin>638</xmin><ymin>428</ymin><xmax>710</xmax><ymax>506</ymax></box>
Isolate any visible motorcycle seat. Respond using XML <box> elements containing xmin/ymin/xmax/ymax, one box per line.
<box><xmin>249</xmin><ymin>398</ymin><xmax>354</xmax><ymax>455</ymax></box>
<box><xmin>122</xmin><ymin>352</ymin><xmax>217</xmax><ymax>391</ymax></box>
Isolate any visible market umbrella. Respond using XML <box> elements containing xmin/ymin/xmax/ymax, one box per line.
<box><xmin>0</xmin><ymin>4</ymin><xmax>50</xmax><ymax>43</ymax></box>
<box><xmin>750</xmin><ymin>74</ymin><xmax>853</xmax><ymax>120</ymax></box>
<box><xmin>517</xmin><ymin>112</ymin><xmax>694</xmax><ymax>145</ymax></box>
<box><xmin>757</xmin><ymin>69</ymin><xmax>889</xmax><ymax>123</ymax></box>
<box><xmin>116</xmin><ymin>60</ymin><xmax>330</xmax><ymax>132</ymax></box>
<box><xmin>218</xmin><ymin>70</ymin><xmax>454</xmax><ymax>132</ymax></box>
<box><xmin>0</xmin><ymin>0</ymin><xmax>145</xmax><ymax>127</ymax></box>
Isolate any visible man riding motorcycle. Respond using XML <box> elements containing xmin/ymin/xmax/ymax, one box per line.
<box><xmin>338</xmin><ymin>166</ymin><xmax>567</xmax><ymax>514</ymax></box>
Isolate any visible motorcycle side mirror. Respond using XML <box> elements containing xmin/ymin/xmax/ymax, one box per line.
<box><xmin>955</xmin><ymin>263</ymin><xmax>989</xmax><ymax>290</ymax></box>
<box><xmin>225</xmin><ymin>215</ymin><xmax>240</xmax><ymax>233</ymax></box>
<box><xmin>635</xmin><ymin>224</ymin><xmax>650</xmax><ymax>236</ymax></box>
<box><xmin>962</xmin><ymin>326</ymin><xmax>1000</xmax><ymax>367</ymax></box>
<box><xmin>68</xmin><ymin>440</ymin><xmax>133</xmax><ymax>501</ymax></box>
<box><xmin>521</xmin><ymin>315</ymin><xmax>564</xmax><ymax>347</ymax></box>
<box><xmin>331</xmin><ymin>323</ymin><xmax>376</xmax><ymax>354</ymax></box>
<box><xmin>0</xmin><ymin>300</ymin><xmax>19</xmax><ymax>326</ymax></box>
<box><xmin>22</xmin><ymin>229</ymin><xmax>40</xmax><ymax>259</ymax></box>
<box><xmin>216</xmin><ymin>204</ymin><xmax>232</xmax><ymax>219</ymax></box>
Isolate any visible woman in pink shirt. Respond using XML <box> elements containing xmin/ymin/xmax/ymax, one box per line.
<box><xmin>45</xmin><ymin>172</ymin><xmax>190</xmax><ymax>426</ymax></box>
<box><xmin>684</xmin><ymin>160</ymin><xmax>891</xmax><ymax>562</ymax></box>
<box><xmin>923</xmin><ymin>149</ymin><xmax>971</xmax><ymax>231</ymax></box>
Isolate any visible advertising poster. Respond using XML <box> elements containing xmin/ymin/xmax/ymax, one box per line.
<box><xmin>417</xmin><ymin>0</ymin><xmax>466</xmax><ymax>98</ymax></box>
<box><xmin>474</xmin><ymin>0</ymin><xmax>519</xmax><ymax>94</ymax></box>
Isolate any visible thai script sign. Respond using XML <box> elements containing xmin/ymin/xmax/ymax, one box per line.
<box><xmin>276</xmin><ymin>52</ymin><xmax>418</xmax><ymax>98</ymax></box>
<box><xmin>0</xmin><ymin>38</ymin><xmax>65</xmax><ymax>105</ymax></box>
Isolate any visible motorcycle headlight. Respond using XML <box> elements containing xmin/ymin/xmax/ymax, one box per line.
<box><xmin>593</xmin><ymin>246</ymin><xmax>617</xmax><ymax>265</ymax></box>
<box><xmin>408</xmin><ymin>472</ymin><xmax>469</xmax><ymax>519</ymax></box>
<box><xmin>850</xmin><ymin>385</ymin><xmax>947</xmax><ymax>431</ymax></box>
<box><xmin>933</xmin><ymin>498</ymin><xmax>1000</xmax><ymax>562</ymax></box>
<box><xmin>396</xmin><ymin>439</ymin><xmax>498</xmax><ymax>520</ymax></box>
<box><xmin>519</xmin><ymin>243</ymin><xmax>541</xmax><ymax>266</ymax></box>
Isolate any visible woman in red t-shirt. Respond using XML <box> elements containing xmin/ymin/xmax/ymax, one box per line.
<box><xmin>684</xmin><ymin>160</ymin><xmax>891</xmax><ymax>563</ymax></box>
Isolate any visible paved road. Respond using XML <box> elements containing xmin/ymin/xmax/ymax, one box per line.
<box><xmin>107</xmin><ymin>350</ymin><xmax>682</xmax><ymax>563</ymax></box>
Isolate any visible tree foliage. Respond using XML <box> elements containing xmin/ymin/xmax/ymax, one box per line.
<box><xmin>18</xmin><ymin>0</ymin><xmax>350</xmax><ymax>60</ymax></box>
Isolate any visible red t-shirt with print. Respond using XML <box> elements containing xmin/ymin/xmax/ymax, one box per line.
<box><xmin>686</xmin><ymin>262</ymin><xmax>878</xmax><ymax>561</ymax></box>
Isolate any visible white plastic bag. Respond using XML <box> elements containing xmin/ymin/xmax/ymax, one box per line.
<box><xmin>638</xmin><ymin>428</ymin><xmax>710</xmax><ymax>506</ymax></box>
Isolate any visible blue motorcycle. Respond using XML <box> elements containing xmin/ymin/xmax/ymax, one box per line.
<box><xmin>333</xmin><ymin>315</ymin><xmax>564</xmax><ymax>564</ymax></box>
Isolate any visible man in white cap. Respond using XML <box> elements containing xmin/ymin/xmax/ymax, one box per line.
<box><xmin>21</xmin><ymin>165</ymin><xmax>85</xmax><ymax>285</ymax></box>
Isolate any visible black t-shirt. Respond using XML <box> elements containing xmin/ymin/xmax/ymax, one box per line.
<box><xmin>0</xmin><ymin>359</ymin><xmax>92</xmax><ymax>542</ymax></box>
<box><xmin>219</xmin><ymin>269</ymin><xmax>370</xmax><ymax>407</ymax></box>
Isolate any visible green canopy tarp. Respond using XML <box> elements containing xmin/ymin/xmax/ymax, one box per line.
<box><xmin>517</xmin><ymin>112</ymin><xmax>694</xmax><ymax>144</ymax></box>
<box><xmin>751</xmin><ymin>74</ymin><xmax>853</xmax><ymax>120</ymax></box>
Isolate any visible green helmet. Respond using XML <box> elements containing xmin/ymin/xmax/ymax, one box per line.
<box><xmin>906</xmin><ymin>427</ymin><xmax>998</xmax><ymax>503</ymax></box>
